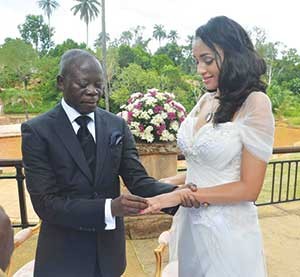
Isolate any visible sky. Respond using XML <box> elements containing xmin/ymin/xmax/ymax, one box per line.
<box><xmin>0</xmin><ymin>0</ymin><xmax>300</xmax><ymax>53</ymax></box>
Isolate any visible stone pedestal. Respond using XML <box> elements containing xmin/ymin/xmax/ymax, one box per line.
<box><xmin>123</xmin><ymin>142</ymin><xmax>178</xmax><ymax>239</ymax></box>
<box><xmin>136</xmin><ymin>142</ymin><xmax>178</xmax><ymax>180</ymax></box>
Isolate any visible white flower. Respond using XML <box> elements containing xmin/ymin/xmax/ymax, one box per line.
<box><xmin>139</xmin><ymin>111</ymin><xmax>151</xmax><ymax>120</ymax></box>
<box><xmin>150</xmin><ymin>114</ymin><xmax>164</xmax><ymax>126</ymax></box>
<box><xmin>127</xmin><ymin>104</ymin><xmax>134</xmax><ymax>111</ymax></box>
<box><xmin>133</xmin><ymin>109</ymin><xmax>141</xmax><ymax>117</ymax></box>
<box><xmin>148</xmin><ymin>109</ymin><xmax>154</xmax><ymax>115</ymax></box>
<box><xmin>170</xmin><ymin>121</ymin><xmax>179</xmax><ymax>131</ymax></box>
<box><xmin>161</xmin><ymin>112</ymin><xmax>168</xmax><ymax>119</ymax></box>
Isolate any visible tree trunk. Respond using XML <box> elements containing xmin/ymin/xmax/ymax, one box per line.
<box><xmin>86</xmin><ymin>22</ymin><xmax>89</xmax><ymax>46</ymax></box>
<box><xmin>101</xmin><ymin>0</ymin><xmax>109</xmax><ymax>111</ymax></box>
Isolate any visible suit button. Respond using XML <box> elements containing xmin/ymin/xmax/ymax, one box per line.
<box><xmin>93</xmin><ymin>192</ymin><xmax>98</xmax><ymax>198</ymax></box>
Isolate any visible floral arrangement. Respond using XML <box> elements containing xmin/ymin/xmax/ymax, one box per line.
<box><xmin>118</xmin><ymin>88</ymin><xmax>186</xmax><ymax>143</ymax></box>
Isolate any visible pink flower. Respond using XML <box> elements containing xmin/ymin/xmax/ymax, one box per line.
<box><xmin>179</xmin><ymin>116</ymin><xmax>185</xmax><ymax>123</ymax></box>
<box><xmin>127</xmin><ymin>111</ymin><xmax>133</xmax><ymax>123</ymax></box>
<box><xmin>154</xmin><ymin>105</ymin><xmax>164</xmax><ymax>113</ymax></box>
<box><xmin>156</xmin><ymin>124</ymin><xmax>166</xmax><ymax>135</ymax></box>
<box><xmin>134</xmin><ymin>102</ymin><xmax>143</xmax><ymax>109</ymax></box>
<box><xmin>167</xmin><ymin>112</ymin><xmax>176</xmax><ymax>120</ymax></box>
<box><xmin>139</xmin><ymin>124</ymin><xmax>144</xmax><ymax>131</ymax></box>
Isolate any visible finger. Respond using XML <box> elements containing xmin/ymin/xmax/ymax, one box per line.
<box><xmin>123</xmin><ymin>199</ymin><xmax>149</xmax><ymax>210</ymax></box>
<box><xmin>124</xmin><ymin>207</ymin><xmax>143</xmax><ymax>215</ymax></box>
<box><xmin>123</xmin><ymin>194</ymin><xmax>148</xmax><ymax>204</ymax></box>
<box><xmin>186</xmin><ymin>183</ymin><xmax>198</xmax><ymax>192</ymax></box>
<box><xmin>181</xmin><ymin>194</ymin><xmax>193</xmax><ymax>207</ymax></box>
<box><xmin>189</xmin><ymin>195</ymin><xmax>201</xmax><ymax>208</ymax></box>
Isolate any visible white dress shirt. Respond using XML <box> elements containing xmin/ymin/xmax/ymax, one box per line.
<box><xmin>61</xmin><ymin>98</ymin><xmax>116</xmax><ymax>230</ymax></box>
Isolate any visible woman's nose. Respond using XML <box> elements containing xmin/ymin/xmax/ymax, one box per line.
<box><xmin>197</xmin><ymin>63</ymin><xmax>207</xmax><ymax>75</ymax></box>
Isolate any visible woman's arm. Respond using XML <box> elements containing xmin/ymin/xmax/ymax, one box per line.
<box><xmin>142</xmin><ymin>148</ymin><xmax>267</xmax><ymax>213</ymax></box>
<box><xmin>159</xmin><ymin>172</ymin><xmax>186</xmax><ymax>186</ymax></box>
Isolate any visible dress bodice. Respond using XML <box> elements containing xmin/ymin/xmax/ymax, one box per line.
<box><xmin>177</xmin><ymin>91</ymin><xmax>275</xmax><ymax>187</ymax></box>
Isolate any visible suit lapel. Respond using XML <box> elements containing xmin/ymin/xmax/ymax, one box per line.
<box><xmin>94</xmin><ymin>109</ymin><xmax>109</xmax><ymax>186</ymax></box>
<box><xmin>53</xmin><ymin>105</ymin><xmax>94</xmax><ymax>184</ymax></box>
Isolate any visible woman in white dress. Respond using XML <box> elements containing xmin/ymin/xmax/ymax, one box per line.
<box><xmin>142</xmin><ymin>16</ymin><xmax>275</xmax><ymax>276</ymax></box>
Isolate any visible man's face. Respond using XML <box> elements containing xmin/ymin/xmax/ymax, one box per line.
<box><xmin>57</xmin><ymin>57</ymin><xmax>104</xmax><ymax>114</ymax></box>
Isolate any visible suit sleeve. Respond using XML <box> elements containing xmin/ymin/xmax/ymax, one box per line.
<box><xmin>119</xmin><ymin>120</ymin><xmax>178</xmax><ymax>214</ymax></box>
<box><xmin>21</xmin><ymin>122</ymin><xmax>107</xmax><ymax>232</ymax></box>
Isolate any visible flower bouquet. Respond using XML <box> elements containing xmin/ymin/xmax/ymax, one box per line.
<box><xmin>119</xmin><ymin>88</ymin><xmax>186</xmax><ymax>143</ymax></box>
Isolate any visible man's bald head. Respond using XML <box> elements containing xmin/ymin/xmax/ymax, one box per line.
<box><xmin>59</xmin><ymin>49</ymin><xmax>103</xmax><ymax>78</ymax></box>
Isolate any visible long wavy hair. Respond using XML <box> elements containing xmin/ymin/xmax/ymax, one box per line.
<box><xmin>195</xmin><ymin>16</ymin><xmax>267</xmax><ymax>124</ymax></box>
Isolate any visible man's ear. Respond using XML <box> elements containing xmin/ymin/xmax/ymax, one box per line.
<box><xmin>57</xmin><ymin>75</ymin><xmax>64</xmax><ymax>91</ymax></box>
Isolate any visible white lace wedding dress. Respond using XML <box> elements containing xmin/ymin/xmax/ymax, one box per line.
<box><xmin>168</xmin><ymin>91</ymin><xmax>275</xmax><ymax>277</ymax></box>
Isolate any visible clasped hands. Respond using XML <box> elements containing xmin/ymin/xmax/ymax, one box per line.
<box><xmin>111</xmin><ymin>183</ymin><xmax>200</xmax><ymax>217</ymax></box>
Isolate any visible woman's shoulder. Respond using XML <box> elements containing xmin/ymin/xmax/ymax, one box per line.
<box><xmin>242</xmin><ymin>91</ymin><xmax>272</xmax><ymax>111</ymax></box>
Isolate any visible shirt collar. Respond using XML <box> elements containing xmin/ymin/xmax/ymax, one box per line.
<box><xmin>61</xmin><ymin>98</ymin><xmax>95</xmax><ymax>123</ymax></box>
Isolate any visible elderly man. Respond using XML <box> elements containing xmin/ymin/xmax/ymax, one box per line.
<box><xmin>21</xmin><ymin>49</ymin><xmax>194</xmax><ymax>277</ymax></box>
<box><xmin>0</xmin><ymin>206</ymin><xmax>13</xmax><ymax>276</ymax></box>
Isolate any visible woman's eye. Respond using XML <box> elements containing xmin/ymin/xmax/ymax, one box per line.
<box><xmin>203</xmin><ymin>58</ymin><xmax>214</xmax><ymax>65</ymax></box>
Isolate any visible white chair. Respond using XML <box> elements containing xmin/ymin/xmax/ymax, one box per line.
<box><xmin>154</xmin><ymin>230</ymin><xmax>178</xmax><ymax>277</ymax></box>
<box><xmin>6</xmin><ymin>223</ymin><xmax>40</xmax><ymax>277</ymax></box>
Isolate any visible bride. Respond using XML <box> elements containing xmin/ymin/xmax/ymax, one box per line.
<box><xmin>142</xmin><ymin>16</ymin><xmax>274</xmax><ymax>277</ymax></box>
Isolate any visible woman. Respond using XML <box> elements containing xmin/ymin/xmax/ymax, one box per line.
<box><xmin>142</xmin><ymin>16</ymin><xmax>274</xmax><ymax>276</ymax></box>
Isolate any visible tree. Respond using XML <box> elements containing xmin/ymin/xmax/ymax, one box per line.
<box><xmin>131</xmin><ymin>25</ymin><xmax>151</xmax><ymax>50</ymax></box>
<box><xmin>48</xmin><ymin>39</ymin><xmax>87</xmax><ymax>57</ymax></box>
<box><xmin>18</xmin><ymin>14</ymin><xmax>54</xmax><ymax>55</ymax></box>
<box><xmin>71</xmin><ymin>0</ymin><xmax>101</xmax><ymax>46</ymax></box>
<box><xmin>119</xmin><ymin>30</ymin><xmax>133</xmax><ymax>46</ymax></box>
<box><xmin>0</xmin><ymin>39</ymin><xmax>39</xmax><ymax>118</ymax></box>
<box><xmin>0</xmin><ymin>39</ymin><xmax>38</xmax><ymax>90</ymax></box>
<box><xmin>94</xmin><ymin>32</ymin><xmax>110</xmax><ymax>48</ymax></box>
<box><xmin>168</xmin><ymin>30</ymin><xmax>179</xmax><ymax>43</ymax></box>
<box><xmin>156</xmin><ymin>42</ymin><xmax>183</xmax><ymax>66</ymax></box>
<box><xmin>153</xmin><ymin>24</ymin><xmax>167</xmax><ymax>47</ymax></box>
<box><xmin>37</xmin><ymin>0</ymin><xmax>59</xmax><ymax>34</ymax></box>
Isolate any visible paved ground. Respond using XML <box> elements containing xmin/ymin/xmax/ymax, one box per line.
<box><xmin>1</xmin><ymin>174</ymin><xmax>300</xmax><ymax>276</ymax></box>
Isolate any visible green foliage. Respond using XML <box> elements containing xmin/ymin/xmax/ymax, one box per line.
<box><xmin>18</xmin><ymin>14</ymin><xmax>54</xmax><ymax>55</ymax></box>
<box><xmin>267</xmin><ymin>82</ymin><xmax>300</xmax><ymax>118</ymax></box>
<box><xmin>48</xmin><ymin>39</ymin><xmax>87</xmax><ymax>57</ymax></box>
<box><xmin>0</xmin><ymin>88</ymin><xmax>43</xmax><ymax>115</ymax></box>
<box><xmin>0</xmin><ymin>39</ymin><xmax>38</xmax><ymax>89</ymax></box>
<box><xmin>34</xmin><ymin>55</ymin><xmax>61</xmax><ymax>103</ymax></box>
<box><xmin>113</xmin><ymin>63</ymin><xmax>160</xmax><ymax>94</ymax></box>
<box><xmin>151</xmin><ymin>54</ymin><xmax>174</xmax><ymax>73</ymax></box>
<box><xmin>155</xmin><ymin>42</ymin><xmax>183</xmax><ymax>66</ymax></box>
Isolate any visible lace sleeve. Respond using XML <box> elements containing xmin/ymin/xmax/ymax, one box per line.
<box><xmin>237</xmin><ymin>91</ymin><xmax>275</xmax><ymax>162</ymax></box>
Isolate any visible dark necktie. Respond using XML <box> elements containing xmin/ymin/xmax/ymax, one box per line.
<box><xmin>75</xmin><ymin>115</ymin><xmax>96</xmax><ymax>179</ymax></box>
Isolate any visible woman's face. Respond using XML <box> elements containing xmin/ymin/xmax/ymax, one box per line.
<box><xmin>193</xmin><ymin>39</ymin><xmax>223</xmax><ymax>91</ymax></box>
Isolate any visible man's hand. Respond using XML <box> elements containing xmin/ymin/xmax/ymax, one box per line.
<box><xmin>175</xmin><ymin>183</ymin><xmax>201</xmax><ymax>208</ymax></box>
<box><xmin>111</xmin><ymin>194</ymin><xmax>148</xmax><ymax>217</ymax></box>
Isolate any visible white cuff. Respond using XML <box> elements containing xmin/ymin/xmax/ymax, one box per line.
<box><xmin>104</xmin><ymin>199</ymin><xmax>116</xmax><ymax>230</ymax></box>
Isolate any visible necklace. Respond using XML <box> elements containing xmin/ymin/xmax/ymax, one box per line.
<box><xmin>205</xmin><ymin>92</ymin><xmax>218</xmax><ymax>123</ymax></box>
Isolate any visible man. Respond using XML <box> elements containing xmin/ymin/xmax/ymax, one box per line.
<box><xmin>0</xmin><ymin>206</ymin><xmax>13</xmax><ymax>276</ymax></box>
<box><xmin>21</xmin><ymin>49</ymin><xmax>196</xmax><ymax>277</ymax></box>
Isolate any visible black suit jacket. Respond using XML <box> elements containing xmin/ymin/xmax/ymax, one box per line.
<box><xmin>21</xmin><ymin>104</ymin><xmax>176</xmax><ymax>277</ymax></box>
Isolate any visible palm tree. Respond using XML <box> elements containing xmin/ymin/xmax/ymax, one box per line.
<box><xmin>71</xmin><ymin>0</ymin><xmax>101</xmax><ymax>46</ymax></box>
<box><xmin>100</xmin><ymin>0</ymin><xmax>109</xmax><ymax>111</ymax></box>
<box><xmin>94</xmin><ymin>32</ymin><xmax>110</xmax><ymax>48</ymax></box>
<box><xmin>37</xmin><ymin>0</ymin><xmax>59</xmax><ymax>31</ymax></box>
<box><xmin>153</xmin><ymin>24</ymin><xmax>167</xmax><ymax>47</ymax></box>
<box><xmin>119</xmin><ymin>30</ymin><xmax>133</xmax><ymax>46</ymax></box>
<box><xmin>168</xmin><ymin>30</ymin><xmax>179</xmax><ymax>43</ymax></box>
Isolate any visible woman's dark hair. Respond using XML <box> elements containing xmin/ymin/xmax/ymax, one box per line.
<box><xmin>195</xmin><ymin>16</ymin><xmax>267</xmax><ymax>124</ymax></box>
